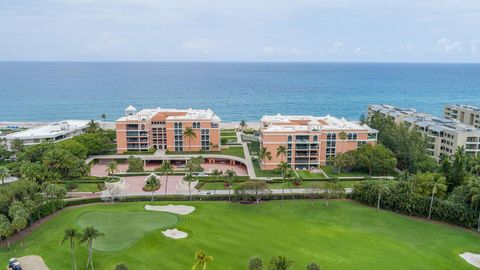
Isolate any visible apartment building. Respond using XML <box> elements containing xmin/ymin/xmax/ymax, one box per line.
<box><xmin>4</xmin><ymin>120</ymin><xmax>89</xmax><ymax>151</ymax></box>
<box><xmin>369</xmin><ymin>104</ymin><xmax>480</xmax><ymax>159</ymax></box>
<box><xmin>444</xmin><ymin>104</ymin><xmax>480</xmax><ymax>128</ymax></box>
<box><xmin>259</xmin><ymin>114</ymin><xmax>378</xmax><ymax>170</ymax></box>
<box><xmin>116</xmin><ymin>106</ymin><xmax>221</xmax><ymax>153</ymax></box>
<box><xmin>367</xmin><ymin>104</ymin><xmax>431</xmax><ymax>123</ymax></box>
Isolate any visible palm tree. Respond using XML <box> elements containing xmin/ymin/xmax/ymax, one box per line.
<box><xmin>211</xmin><ymin>169</ymin><xmax>222</xmax><ymax>194</ymax></box>
<box><xmin>427</xmin><ymin>174</ymin><xmax>447</xmax><ymax>219</ymax></box>
<box><xmin>183</xmin><ymin>173</ymin><xmax>195</xmax><ymax>201</ymax></box>
<box><xmin>183</xmin><ymin>127</ymin><xmax>197</xmax><ymax>152</ymax></box>
<box><xmin>267</xmin><ymin>255</ymin><xmax>294</xmax><ymax>270</ymax></box>
<box><xmin>0</xmin><ymin>168</ymin><xmax>10</xmax><ymax>185</ymax></box>
<box><xmin>375</xmin><ymin>180</ymin><xmax>390</xmax><ymax>210</ymax></box>
<box><xmin>259</xmin><ymin>147</ymin><xmax>272</xmax><ymax>166</ymax></box>
<box><xmin>225</xmin><ymin>169</ymin><xmax>236</xmax><ymax>201</ymax></box>
<box><xmin>239</xmin><ymin>120</ymin><xmax>247</xmax><ymax>131</ymax></box>
<box><xmin>192</xmin><ymin>250</ymin><xmax>213</xmax><ymax>270</ymax></box>
<box><xmin>470</xmin><ymin>182</ymin><xmax>480</xmax><ymax>232</ymax></box>
<box><xmin>79</xmin><ymin>226</ymin><xmax>105</xmax><ymax>270</ymax></box>
<box><xmin>105</xmin><ymin>161</ymin><xmax>118</xmax><ymax>177</ymax></box>
<box><xmin>277</xmin><ymin>161</ymin><xmax>289</xmax><ymax>202</ymax></box>
<box><xmin>338</xmin><ymin>131</ymin><xmax>347</xmax><ymax>153</ymax></box>
<box><xmin>61</xmin><ymin>228</ymin><xmax>81</xmax><ymax>270</ymax></box>
<box><xmin>145</xmin><ymin>174</ymin><xmax>160</xmax><ymax>202</ymax></box>
<box><xmin>158</xmin><ymin>161</ymin><xmax>173</xmax><ymax>195</ymax></box>
<box><xmin>86</xmin><ymin>120</ymin><xmax>100</xmax><ymax>134</ymax></box>
<box><xmin>276</xmin><ymin>145</ymin><xmax>288</xmax><ymax>163</ymax></box>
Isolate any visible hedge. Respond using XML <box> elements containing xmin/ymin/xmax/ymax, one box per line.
<box><xmin>352</xmin><ymin>180</ymin><xmax>478</xmax><ymax>229</ymax></box>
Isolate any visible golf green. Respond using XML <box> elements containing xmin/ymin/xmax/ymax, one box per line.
<box><xmin>1</xmin><ymin>200</ymin><xmax>479</xmax><ymax>270</ymax></box>
<box><xmin>76</xmin><ymin>210</ymin><xmax>179</xmax><ymax>251</ymax></box>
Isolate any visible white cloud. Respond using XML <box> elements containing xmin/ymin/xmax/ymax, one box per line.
<box><xmin>328</xmin><ymin>42</ymin><xmax>345</xmax><ymax>54</ymax></box>
<box><xmin>181</xmin><ymin>38</ymin><xmax>229</xmax><ymax>54</ymax></box>
<box><xmin>470</xmin><ymin>40</ymin><xmax>480</xmax><ymax>54</ymax></box>
<box><xmin>353</xmin><ymin>47</ymin><xmax>367</xmax><ymax>56</ymax></box>
<box><xmin>258</xmin><ymin>46</ymin><xmax>307</xmax><ymax>56</ymax></box>
<box><xmin>432</xmin><ymin>38</ymin><xmax>463</xmax><ymax>54</ymax></box>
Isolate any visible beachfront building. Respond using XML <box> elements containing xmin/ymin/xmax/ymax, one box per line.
<box><xmin>259</xmin><ymin>114</ymin><xmax>378</xmax><ymax>170</ymax></box>
<box><xmin>4</xmin><ymin>120</ymin><xmax>90</xmax><ymax>151</ymax></box>
<box><xmin>115</xmin><ymin>106</ymin><xmax>221</xmax><ymax>153</ymax></box>
<box><xmin>444</xmin><ymin>104</ymin><xmax>480</xmax><ymax>128</ymax></box>
<box><xmin>369</xmin><ymin>104</ymin><xmax>480</xmax><ymax>159</ymax></box>
<box><xmin>367</xmin><ymin>104</ymin><xmax>431</xmax><ymax>124</ymax></box>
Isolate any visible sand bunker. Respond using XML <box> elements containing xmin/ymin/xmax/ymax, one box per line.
<box><xmin>145</xmin><ymin>204</ymin><xmax>195</xmax><ymax>215</ymax></box>
<box><xmin>460</xmin><ymin>252</ymin><xmax>480</xmax><ymax>268</ymax></box>
<box><xmin>8</xmin><ymin>255</ymin><xmax>50</xmax><ymax>270</ymax></box>
<box><xmin>162</xmin><ymin>228</ymin><xmax>188</xmax><ymax>239</ymax></box>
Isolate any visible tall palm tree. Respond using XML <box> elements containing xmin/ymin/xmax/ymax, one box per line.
<box><xmin>61</xmin><ymin>228</ymin><xmax>81</xmax><ymax>270</ymax></box>
<box><xmin>259</xmin><ymin>147</ymin><xmax>272</xmax><ymax>166</ymax></box>
<box><xmin>277</xmin><ymin>161</ymin><xmax>289</xmax><ymax>202</ymax></box>
<box><xmin>0</xmin><ymin>168</ymin><xmax>10</xmax><ymax>185</ymax></box>
<box><xmin>183</xmin><ymin>173</ymin><xmax>195</xmax><ymax>201</ymax></box>
<box><xmin>105</xmin><ymin>161</ymin><xmax>118</xmax><ymax>177</ymax></box>
<box><xmin>267</xmin><ymin>255</ymin><xmax>294</xmax><ymax>270</ymax></box>
<box><xmin>470</xmin><ymin>182</ymin><xmax>480</xmax><ymax>232</ymax></box>
<box><xmin>276</xmin><ymin>145</ymin><xmax>288</xmax><ymax>163</ymax></box>
<box><xmin>183</xmin><ymin>127</ymin><xmax>197</xmax><ymax>152</ymax></box>
<box><xmin>239</xmin><ymin>120</ymin><xmax>247</xmax><ymax>131</ymax></box>
<box><xmin>192</xmin><ymin>250</ymin><xmax>213</xmax><ymax>270</ymax></box>
<box><xmin>86</xmin><ymin>120</ymin><xmax>100</xmax><ymax>134</ymax></box>
<box><xmin>211</xmin><ymin>169</ymin><xmax>222</xmax><ymax>194</ymax></box>
<box><xmin>427</xmin><ymin>174</ymin><xmax>447</xmax><ymax>219</ymax></box>
<box><xmin>225</xmin><ymin>169</ymin><xmax>236</xmax><ymax>201</ymax></box>
<box><xmin>158</xmin><ymin>161</ymin><xmax>173</xmax><ymax>195</ymax></box>
<box><xmin>338</xmin><ymin>131</ymin><xmax>347</xmax><ymax>153</ymax></box>
<box><xmin>145</xmin><ymin>174</ymin><xmax>160</xmax><ymax>202</ymax></box>
<box><xmin>79</xmin><ymin>226</ymin><xmax>105</xmax><ymax>270</ymax></box>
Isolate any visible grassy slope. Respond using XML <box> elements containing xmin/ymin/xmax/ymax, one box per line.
<box><xmin>0</xmin><ymin>201</ymin><xmax>479</xmax><ymax>270</ymax></box>
<box><xmin>322</xmin><ymin>166</ymin><xmax>370</xmax><ymax>177</ymax></box>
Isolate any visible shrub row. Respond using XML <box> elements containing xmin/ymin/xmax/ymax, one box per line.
<box><xmin>352</xmin><ymin>181</ymin><xmax>478</xmax><ymax>229</ymax></box>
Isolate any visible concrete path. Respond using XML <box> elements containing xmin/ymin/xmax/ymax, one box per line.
<box><xmin>237</xmin><ymin>131</ymin><xmax>257</xmax><ymax>179</ymax></box>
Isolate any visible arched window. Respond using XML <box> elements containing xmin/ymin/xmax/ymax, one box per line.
<box><xmin>197</xmin><ymin>122</ymin><xmax>201</xmax><ymax>128</ymax></box>
<box><xmin>192</xmin><ymin>122</ymin><xmax>197</xmax><ymax>128</ymax></box>
<box><xmin>179</xmin><ymin>122</ymin><xmax>183</xmax><ymax>128</ymax></box>
<box><xmin>287</xmin><ymin>135</ymin><xmax>292</xmax><ymax>142</ymax></box>
<box><xmin>331</xmin><ymin>133</ymin><xmax>336</xmax><ymax>140</ymax></box>
<box><xmin>353</xmin><ymin>133</ymin><xmax>357</xmax><ymax>140</ymax></box>
<box><xmin>313</xmin><ymin>135</ymin><xmax>318</xmax><ymax>142</ymax></box>
<box><xmin>174</xmin><ymin>123</ymin><xmax>178</xmax><ymax>128</ymax></box>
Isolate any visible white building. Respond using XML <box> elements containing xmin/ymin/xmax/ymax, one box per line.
<box><xmin>444</xmin><ymin>104</ymin><xmax>480</xmax><ymax>128</ymax></box>
<box><xmin>4</xmin><ymin>120</ymin><xmax>90</xmax><ymax>150</ymax></box>
<box><xmin>368</xmin><ymin>104</ymin><xmax>480</xmax><ymax>159</ymax></box>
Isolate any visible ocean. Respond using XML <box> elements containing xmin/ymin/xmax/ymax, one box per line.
<box><xmin>0</xmin><ymin>62</ymin><xmax>479</xmax><ymax>122</ymax></box>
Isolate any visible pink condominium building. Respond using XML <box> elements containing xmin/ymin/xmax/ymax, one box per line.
<box><xmin>259</xmin><ymin>114</ymin><xmax>378</xmax><ymax>170</ymax></box>
<box><xmin>116</xmin><ymin>106</ymin><xmax>221</xmax><ymax>153</ymax></box>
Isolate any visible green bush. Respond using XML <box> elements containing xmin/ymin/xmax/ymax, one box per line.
<box><xmin>352</xmin><ymin>180</ymin><xmax>478</xmax><ymax>229</ymax></box>
<box><xmin>65</xmin><ymin>180</ymin><xmax>78</xmax><ymax>191</ymax></box>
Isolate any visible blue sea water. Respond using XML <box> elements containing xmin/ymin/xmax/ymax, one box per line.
<box><xmin>0</xmin><ymin>62</ymin><xmax>480</xmax><ymax>122</ymax></box>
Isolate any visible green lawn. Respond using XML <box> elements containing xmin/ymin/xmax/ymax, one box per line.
<box><xmin>166</xmin><ymin>146</ymin><xmax>245</xmax><ymax>159</ymax></box>
<box><xmin>1</xmin><ymin>201</ymin><xmax>479</xmax><ymax>270</ymax></box>
<box><xmin>296</xmin><ymin>170</ymin><xmax>326</xmax><ymax>179</ymax></box>
<box><xmin>322</xmin><ymin>166</ymin><xmax>370</xmax><ymax>177</ymax></box>
<box><xmin>253</xmin><ymin>159</ymin><xmax>282</xmax><ymax>178</ymax></box>
<box><xmin>59</xmin><ymin>183</ymin><xmax>102</xmax><ymax>192</ymax></box>
<box><xmin>200</xmin><ymin>180</ymin><xmax>360</xmax><ymax>190</ymax></box>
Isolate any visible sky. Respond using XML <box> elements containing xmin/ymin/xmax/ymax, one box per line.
<box><xmin>1</xmin><ymin>0</ymin><xmax>480</xmax><ymax>62</ymax></box>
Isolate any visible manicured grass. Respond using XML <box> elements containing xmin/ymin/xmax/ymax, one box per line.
<box><xmin>1</xmin><ymin>201</ymin><xmax>479</xmax><ymax>270</ymax></box>
<box><xmin>322</xmin><ymin>166</ymin><xmax>370</xmax><ymax>177</ymax></box>
<box><xmin>220</xmin><ymin>131</ymin><xmax>236</xmax><ymax>137</ymax></box>
<box><xmin>253</xmin><ymin>159</ymin><xmax>282</xmax><ymax>178</ymax></box>
<box><xmin>59</xmin><ymin>183</ymin><xmax>102</xmax><ymax>192</ymax></box>
<box><xmin>296</xmin><ymin>170</ymin><xmax>326</xmax><ymax>179</ymax></box>
<box><xmin>77</xmin><ymin>210</ymin><xmax>178</xmax><ymax>251</ymax></box>
<box><xmin>166</xmin><ymin>146</ymin><xmax>245</xmax><ymax>159</ymax></box>
<box><xmin>200</xmin><ymin>180</ymin><xmax>360</xmax><ymax>190</ymax></box>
